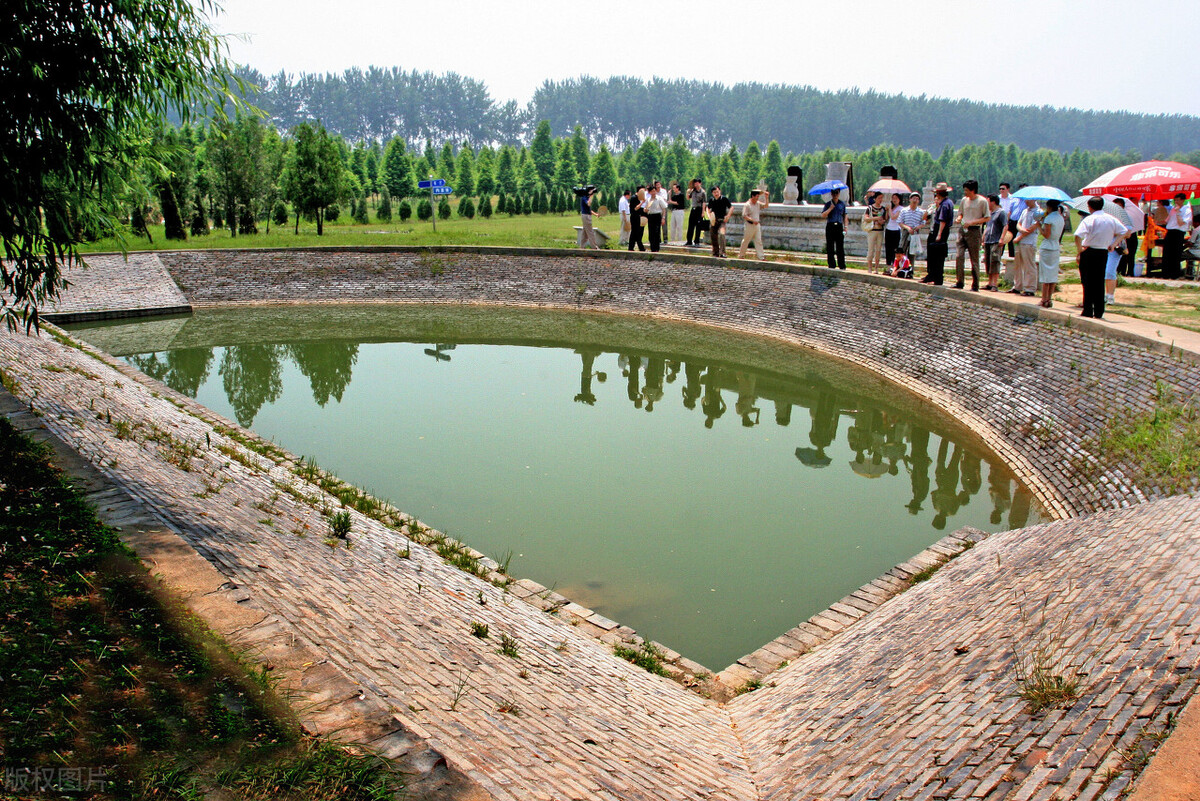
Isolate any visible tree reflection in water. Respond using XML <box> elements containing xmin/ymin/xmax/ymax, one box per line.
<box><xmin>128</xmin><ymin>340</ymin><xmax>1035</xmax><ymax>530</ymax></box>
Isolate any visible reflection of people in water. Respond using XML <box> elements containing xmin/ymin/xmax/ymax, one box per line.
<box><xmin>1009</xmin><ymin>487</ymin><xmax>1031</xmax><ymax>529</ymax></box>
<box><xmin>642</xmin><ymin>356</ymin><xmax>665</xmax><ymax>412</ymax></box>
<box><xmin>905</xmin><ymin>425</ymin><xmax>932</xmax><ymax>514</ymax></box>
<box><xmin>774</xmin><ymin>398</ymin><xmax>792</xmax><ymax>427</ymax></box>
<box><xmin>735</xmin><ymin>372</ymin><xmax>760</xmax><ymax>427</ymax></box>
<box><xmin>701</xmin><ymin>369</ymin><xmax>726</xmax><ymax>428</ymax></box>
<box><xmin>682</xmin><ymin>362</ymin><xmax>702</xmax><ymax>410</ymax></box>
<box><xmin>930</xmin><ymin>439</ymin><xmax>963</xmax><ymax>530</ymax></box>
<box><xmin>574</xmin><ymin>348</ymin><xmax>605</xmax><ymax>405</ymax></box>
<box><xmin>809</xmin><ymin>389</ymin><xmax>839</xmax><ymax>456</ymax></box>
<box><xmin>664</xmin><ymin>359</ymin><xmax>680</xmax><ymax>384</ymax></box>
<box><xmin>988</xmin><ymin>468</ymin><xmax>1012</xmax><ymax>525</ymax></box>
<box><xmin>959</xmin><ymin>451</ymin><xmax>982</xmax><ymax>505</ymax></box>
<box><xmin>620</xmin><ymin>353</ymin><xmax>643</xmax><ymax>408</ymax></box>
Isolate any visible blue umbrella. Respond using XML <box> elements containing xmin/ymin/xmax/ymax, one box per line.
<box><xmin>1013</xmin><ymin>185</ymin><xmax>1073</xmax><ymax>203</ymax></box>
<box><xmin>808</xmin><ymin>180</ymin><xmax>849</xmax><ymax>195</ymax></box>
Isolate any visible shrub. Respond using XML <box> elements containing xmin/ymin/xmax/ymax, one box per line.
<box><xmin>478</xmin><ymin>195</ymin><xmax>493</xmax><ymax>218</ymax></box>
<box><xmin>272</xmin><ymin>200</ymin><xmax>288</xmax><ymax>226</ymax></box>
<box><xmin>495</xmin><ymin>193</ymin><xmax>506</xmax><ymax>215</ymax></box>
<box><xmin>352</xmin><ymin>198</ymin><xmax>368</xmax><ymax>225</ymax></box>
<box><xmin>324</xmin><ymin>203</ymin><xmax>340</xmax><ymax>222</ymax></box>
<box><xmin>437</xmin><ymin>198</ymin><xmax>451</xmax><ymax>219</ymax></box>
<box><xmin>416</xmin><ymin>199</ymin><xmax>432</xmax><ymax>221</ymax></box>
<box><xmin>457</xmin><ymin>197</ymin><xmax>475</xmax><ymax>219</ymax></box>
<box><xmin>398</xmin><ymin>198</ymin><xmax>412</xmax><ymax>221</ymax></box>
<box><xmin>376</xmin><ymin>190</ymin><xmax>393</xmax><ymax>222</ymax></box>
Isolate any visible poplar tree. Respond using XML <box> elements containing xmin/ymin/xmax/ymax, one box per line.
<box><xmin>763</xmin><ymin>141</ymin><xmax>785</xmax><ymax>198</ymax></box>
<box><xmin>571</xmin><ymin>126</ymin><xmax>590</xmax><ymax>183</ymax></box>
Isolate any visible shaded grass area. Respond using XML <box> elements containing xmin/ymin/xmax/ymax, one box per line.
<box><xmin>0</xmin><ymin>418</ymin><xmax>399</xmax><ymax>799</ymax></box>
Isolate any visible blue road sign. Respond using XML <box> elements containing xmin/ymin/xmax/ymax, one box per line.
<box><xmin>417</xmin><ymin>179</ymin><xmax>447</xmax><ymax>189</ymax></box>
<box><xmin>431</xmin><ymin>186</ymin><xmax>453</xmax><ymax>195</ymax></box>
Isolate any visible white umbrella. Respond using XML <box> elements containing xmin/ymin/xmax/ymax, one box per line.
<box><xmin>1070</xmin><ymin>194</ymin><xmax>1145</xmax><ymax>231</ymax></box>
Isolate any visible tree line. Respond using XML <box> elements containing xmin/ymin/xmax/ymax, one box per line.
<box><xmin>223</xmin><ymin>67</ymin><xmax>1200</xmax><ymax>157</ymax></box>
<box><xmin>125</xmin><ymin>115</ymin><xmax>1200</xmax><ymax>243</ymax></box>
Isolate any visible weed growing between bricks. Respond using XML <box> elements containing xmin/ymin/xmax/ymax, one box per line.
<box><xmin>1094</xmin><ymin>380</ymin><xmax>1200</xmax><ymax>494</ymax></box>
<box><xmin>0</xmin><ymin>417</ymin><xmax>400</xmax><ymax>799</ymax></box>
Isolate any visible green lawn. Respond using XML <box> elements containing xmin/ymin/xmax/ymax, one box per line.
<box><xmin>78</xmin><ymin>209</ymin><xmax>612</xmax><ymax>253</ymax></box>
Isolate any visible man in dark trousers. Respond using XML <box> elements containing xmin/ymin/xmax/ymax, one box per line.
<box><xmin>1073</xmin><ymin>195</ymin><xmax>1130</xmax><ymax>319</ymax></box>
<box><xmin>821</xmin><ymin>188</ymin><xmax>846</xmax><ymax>269</ymax></box>
<box><xmin>685</xmin><ymin>179</ymin><xmax>706</xmax><ymax>247</ymax></box>
<box><xmin>922</xmin><ymin>186</ymin><xmax>953</xmax><ymax>285</ymax></box>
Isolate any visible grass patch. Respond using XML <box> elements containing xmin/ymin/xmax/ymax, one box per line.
<box><xmin>613</xmin><ymin>641</ymin><xmax>669</xmax><ymax>676</ymax></box>
<box><xmin>0</xmin><ymin>417</ymin><xmax>399</xmax><ymax>797</ymax></box>
<box><xmin>1095</xmin><ymin>381</ymin><xmax>1200</xmax><ymax>493</ymax></box>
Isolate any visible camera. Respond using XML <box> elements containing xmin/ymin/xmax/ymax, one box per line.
<box><xmin>572</xmin><ymin>185</ymin><xmax>597</xmax><ymax>197</ymax></box>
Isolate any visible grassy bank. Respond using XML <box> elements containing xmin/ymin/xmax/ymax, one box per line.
<box><xmin>0</xmin><ymin>417</ymin><xmax>399</xmax><ymax>799</ymax></box>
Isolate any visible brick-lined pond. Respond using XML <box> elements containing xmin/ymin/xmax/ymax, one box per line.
<box><xmin>69</xmin><ymin>304</ymin><xmax>1044</xmax><ymax>669</ymax></box>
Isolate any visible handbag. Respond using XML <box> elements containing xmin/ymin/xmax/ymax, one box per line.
<box><xmin>1000</xmin><ymin>228</ymin><xmax>1014</xmax><ymax>246</ymax></box>
<box><xmin>860</xmin><ymin>212</ymin><xmax>873</xmax><ymax>232</ymax></box>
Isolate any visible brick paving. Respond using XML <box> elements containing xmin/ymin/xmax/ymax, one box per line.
<box><xmin>6</xmin><ymin>246</ymin><xmax>1200</xmax><ymax>799</ymax></box>
<box><xmin>44</xmin><ymin>253</ymin><xmax>190</xmax><ymax>321</ymax></box>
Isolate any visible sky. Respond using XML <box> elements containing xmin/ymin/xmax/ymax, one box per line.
<box><xmin>206</xmin><ymin>0</ymin><xmax>1199</xmax><ymax>117</ymax></box>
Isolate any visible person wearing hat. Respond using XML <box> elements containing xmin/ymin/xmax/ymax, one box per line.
<box><xmin>921</xmin><ymin>185</ymin><xmax>953</xmax><ymax>285</ymax></box>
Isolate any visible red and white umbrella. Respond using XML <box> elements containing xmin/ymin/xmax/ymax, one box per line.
<box><xmin>1080</xmin><ymin>160</ymin><xmax>1200</xmax><ymax>201</ymax></box>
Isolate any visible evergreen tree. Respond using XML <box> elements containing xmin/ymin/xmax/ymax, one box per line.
<box><xmin>762</xmin><ymin>141</ymin><xmax>785</xmax><ymax>198</ymax></box>
<box><xmin>272</xmin><ymin>200</ymin><xmax>288</xmax><ymax>226</ymax></box>
<box><xmin>553</xmin><ymin>147</ymin><xmax>576</xmax><ymax>192</ymax></box>
<box><xmin>381</xmin><ymin>137</ymin><xmax>414</xmax><ymax>198</ymax></box>
<box><xmin>530</xmin><ymin>120</ymin><xmax>556</xmax><ymax>190</ymax></box>
<box><xmin>714</xmin><ymin>152</ymin><xmax>739</xmax><ymax>199</ymax></box>
<box><xmin>495</xmin><ymin>146</ymin><xmax>517</xmax><ymax>195</ymax></box>
<box><xmin>457</xmin><ymin>196</ymin><xmax>475</xmax><ymax>218</ymax></box>
<box><xmin>282</xmin><ymin>122</ymin><xmax>344</xmax><ymax>235</ymax></box>
<box><xmin>570</xmin><ymin>125</ymin><xmax>590</xmax><ymax>183</ymax></box>
<box><xmin>352</xmin><ymin>196</ymin><xmax>368</xmax><ymax>224</ymax></box>
<box><xmin>475</xmin><ymin>146</ymin><xmax>496</xmax><ymax>196</ymax></box>
<box><xmin>522</xmin><ymin>194</ymin><xmax>532</xmax><ymax>215</ymax></box>
<box><xmin>365</xmin><ymin>149</ymin><xmax>379</xmax><ymax>194</ymax></box>
<box><xmin>741</xmin><ymin>141</ymin><xmax>763</xmax><ymax>196</ymax></box>
<box><xmin>376</xmin><ymin>188</ymin><xmax>392</xmax><ymax>222</ymax></box>
<box><xmin>439</xmin><ymin>141</ymin><xmax>455</xmax><ymax>180</ymax></box>
<box><xmin>455</xmin><ymin>147</ymin><xmax>476</xmax><ymax>196</ymax></box>
<box><xmin>438</xmin><ymin>197</ymin><xmax>451</xmax><ymax>219</ymax></box>
<box><xmin>478</xmin><ymin>194</ymin><xmax>492</xmax><ymax>218</ymax></box>
<box><xmin>671</xmin><ymin>136</ymin><xmax>693</xmax><ymax>183</ymax></box>
<box><xmin>636</xmin><ymin>138</ymin><xmax>661</xmax><ymax>184</ymax></box>
<box><xmin>397</xmin><ymin>198</ymin><xmax>412</xmax><ymax>221</ymax></box>
<box><xmin>416</xmin><ymin>198</ymin><xmax>431</xmax><ymax>220</ymax></box>
<box><xmin>324</xmin><ymin>203</ymin><xmax>340</xmax><ymax>222</ymax></box>
<box><xmin>496</xmin><ymin>192</ymin><xmax>507</xmax><ymax>214</ymax></box>
<box><xmin>423</xmin><ymin>139</ymin><xmax>438</xmax><ymax>171</ymax></box>
<box><xmin>519</xmin><ymin>156</ymin><xmax>541</xmax><ymax>196</ymax></box>
<box><xmin>590</xmin><ymin>145</ymin><xmax>618</xmax><ymax>200</ymax></box>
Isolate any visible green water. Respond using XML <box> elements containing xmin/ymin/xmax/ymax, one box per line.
<box><xmin>69</xmin><ymin>305</ymin><xmax>1043</xmax><ymax>670</ymax></box>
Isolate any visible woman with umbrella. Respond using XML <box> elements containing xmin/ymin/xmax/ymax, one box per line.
<box><xmin>1036</xmin><ymin>199</ymin><xmax>1067</xmax><ymax>308</ymax></box>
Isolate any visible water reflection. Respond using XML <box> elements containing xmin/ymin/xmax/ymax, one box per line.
<box><xmin>129</xmin><ymin>339</ymin><xmax>1035</xmax><ymax>530</ymax></box>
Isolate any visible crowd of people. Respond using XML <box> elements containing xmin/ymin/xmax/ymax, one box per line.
<box><xmin>586</xmin><ymin>177</ymin><xmax>1197</xmax><ymax>320</ymax></box>
<box><xmin>610</xmin><ymin>179</ymin><xmax>770</xmax><ymax>259</ymax></box>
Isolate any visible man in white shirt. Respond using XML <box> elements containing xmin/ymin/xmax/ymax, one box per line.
<box><xmin>1074</xmin><ymin>196</ymin><xmax>1131</xmax><ymax>319</ymax></box>
<box><xmin>1163</xmin><ymin>192</ymin><xmax>1194</xmax><ymax>279</ymax></box>
<box><xmin>738</xmin><ymin>190</ymin><xmax>770</xmax><ymax>260</ymax></box>
<box><xmin>618</xmin><ymin>189</ymin><xmax>631</xmax><ymax>246</ymax></box>
<box><xmin>999</xmin><ymin>182</ymin><xmax>1023</xmax><ymax>259</ymax></box>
